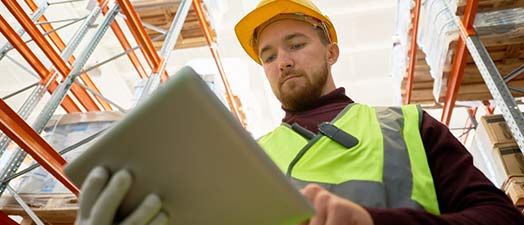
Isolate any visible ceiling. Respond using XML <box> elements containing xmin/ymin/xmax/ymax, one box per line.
<box><xmin>0</xmin><ymin>0</ymin><xmax>399</xmax><ymax>137</ymax></box>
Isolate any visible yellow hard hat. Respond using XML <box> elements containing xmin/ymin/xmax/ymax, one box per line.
<box><xmin>235</xmin><ymin>0</ymin><xmax>338</xmax><ymax>64</ymax></box>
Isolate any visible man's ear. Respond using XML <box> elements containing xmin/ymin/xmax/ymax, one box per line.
<box><xmin>327</xmin><ymin>43</ymin><xmax>340</xmax><ymax>65</ymax></box>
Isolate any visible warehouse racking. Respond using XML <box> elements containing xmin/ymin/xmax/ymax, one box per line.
<box><xmin>1</xmin><ymin>0</ymin><xmax>523</xmax><ymax>223</ymax></box>
<box><xmin>0</xmin><ymin>0</ymin><xmax>244</xmax><ymax>223</ymax></box>
<box><xmin>401</xmin><ymin>0</ymin><xmax>524</xmax><ymax>151</ymax></box>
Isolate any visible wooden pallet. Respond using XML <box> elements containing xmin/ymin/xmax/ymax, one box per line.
<box><xmin>401</xmin><ymin>1</ymin><xmax>524</xmax><ymax>106</ymax></box>
<box><xmin>0</xmin><ymin>193</ymin><xmax>77</xmax><ymax>225</ymax></box>
<box><xmin>132</xmin><ymin>0</ymin><xmax>215</xmax><ymax>50</ymax></box>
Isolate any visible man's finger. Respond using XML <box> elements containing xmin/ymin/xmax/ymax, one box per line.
<box><xmin>325</xmin><ymin>200</ymin><xmax>374</xmax><ymax>225</ymax></box>
<box><xmin>121</xmin><ymin>194</ymin><xmax>162</xmax><ymax>225</ymax></box>
<box><xmin>301</xmin><ymin>183</ymin><xmax>324</xmax><ymax>202</ymax></box>
<box><xmin>324</xmin><ymin>200</ymin><xmax>348</xmax><ymax>225</ymax></box>
<box><xmin>89</xmin><ymin>170</ymin><xmax>133</xmax><ymax>225</ymax></box>
<box><xmin>308</xmin><ymin>191</ymin><xmax>330</xmax><ymax>225</ymax></box>
<box><xmin>78</xmin><ymin>166</ymin><xmax>109</xmax><ymax>220</ymax></box>
<box><xmin>299</xmin><ymin>184</ymin><xmax>328</xmax><ymax>225</ymax></box>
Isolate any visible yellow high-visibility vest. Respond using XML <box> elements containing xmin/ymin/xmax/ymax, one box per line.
<box><xmin>258</xmin><ymin>103</ymin><xmax>440</xmax><ymax>215</ymax></box>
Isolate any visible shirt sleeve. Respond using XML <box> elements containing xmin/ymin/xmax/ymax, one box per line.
<box><xmin>366</xmin><ymin>111</ymin><xmax>524</xmax><ymax>225</ymax></box>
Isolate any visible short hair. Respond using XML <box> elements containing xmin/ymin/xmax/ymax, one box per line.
<box><xmin>313</xmin><ymin>25</ymin><xmax>331</xmax><ymax>46</ymax></box>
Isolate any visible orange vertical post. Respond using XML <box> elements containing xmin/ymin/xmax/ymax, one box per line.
<box><xmin>404</xmin><ymin>0</ymin><xmax>422</xmax><ymax>105</ymax></box>
<box><xmin>441</xmin><ymin>0</ymin><xmax>479</xmax><ymax>125</ymax></box>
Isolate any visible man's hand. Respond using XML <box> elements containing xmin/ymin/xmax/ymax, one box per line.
<box><xmin>75</xmin><ymin>167</ymin><xmax>169</xmax><ymax>225</ymax></box>
<box><xmin>298</xmin><ymin>184</ymin><xmax>374</xmax><ymax>225</ymax></box>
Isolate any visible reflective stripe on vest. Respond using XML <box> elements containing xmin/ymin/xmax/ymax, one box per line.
<box><xmin>257</xmin><ymin>103</ymin><xmax>440</xmax><ymax>215</ymax></box>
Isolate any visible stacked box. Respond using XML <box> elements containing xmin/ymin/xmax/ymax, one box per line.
<box><xmin>502</xmin><ymin>176</ymin><xmax>524</xmax><ymax>207</ymax></box>
<box><xmin>469</xmin><ymin>114</ymin><xmax>524</xmax><ymax>207</ymax></box>
<box><xmin>476</xmin><ymin>114</ymin><xmax>518</xmax><ymax>148</ymax></box>
<box><xmin>470</xmin><ymin>114</ymin><xmax>521</xmax><ymax>186</ymax></box>
<box><xmin>492</xmin><ymin>144</ymin><xmax>524</xmax><ymax>187</ymax></box>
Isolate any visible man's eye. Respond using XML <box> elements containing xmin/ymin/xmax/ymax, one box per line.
<box><xmin>291</xmin><ymin>43</ymin><xmax>305</xmax><ymax>50</ymax></box>
<box><xmin>263</xmin><ymin>54</ymin><xmax>276</xmax><ymax>63</ymax></box>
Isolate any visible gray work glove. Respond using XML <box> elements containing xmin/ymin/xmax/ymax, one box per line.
<box><xmin>75</xmin><ymin>167</ymin><xmax>169</xmax><ymax>225</ymax></box>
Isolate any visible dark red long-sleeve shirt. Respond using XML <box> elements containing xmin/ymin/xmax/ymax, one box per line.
<box><xmin>282</xmin><ymin>88</ymin><xmax>524</xmax><ymax>225</ymax></box>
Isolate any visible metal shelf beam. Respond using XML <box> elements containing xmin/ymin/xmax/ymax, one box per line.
<box><xmin>466</xmin><ymin>35</ymin><xmax>524</xmax><ymax>152</ymax></box>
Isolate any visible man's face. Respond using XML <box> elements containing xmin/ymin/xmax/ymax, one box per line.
<box><xmin>257</xmin><ymin>19</ymin><xmax>334</xmax><ymax>111</ymax></box>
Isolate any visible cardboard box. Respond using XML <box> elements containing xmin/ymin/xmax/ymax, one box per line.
<box><xmin>502</xmin><ymin>176</ymin><xmax>524</xmax><ymax>206</ymax></box>
<box><xmin>491</xmin><ymin>144</ymin><xmax>524</xmax><ymax>187</ymax></box>
<box><xmin>498</xmin><ymin>145</ymin><xmax>524</xmax><ymax>177</ymax></box>
<box><xmin>478</xmin><ymin>114</ymin><xmax>518</xmax><ymax>147</ymax></box>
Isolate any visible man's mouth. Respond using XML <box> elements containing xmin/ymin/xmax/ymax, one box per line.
<box><xmin>280</xmin><ymin>74</ymin><xmax>301</xmax><ymax>85</ymax></box>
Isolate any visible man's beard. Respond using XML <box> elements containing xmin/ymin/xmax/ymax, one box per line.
<box><xmin>276</xmin><ymin>62</ymin><xmax>329</xmax><ymax>111</ymax></box>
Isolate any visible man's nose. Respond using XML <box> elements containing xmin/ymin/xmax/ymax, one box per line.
<box><xmin>278</xmin><ymin>52</ymin><xmax>294</xmax><ymax>72</ymax></box>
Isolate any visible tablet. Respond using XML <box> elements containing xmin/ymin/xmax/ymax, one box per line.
<box><xmin>64</xmin><ymin>66</ymin><xmax>314</xmax><ymax>225</ymax></box>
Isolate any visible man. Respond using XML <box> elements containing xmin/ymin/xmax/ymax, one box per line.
<box><xmin>234</xmin><ymin>0</ymin><xmax>524</xmax><ymax>224</ymax></box>
<box><xmin>75</xmin><ymin>0</ymin><xmax>524</xmax><ymax>225</ymax></box>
